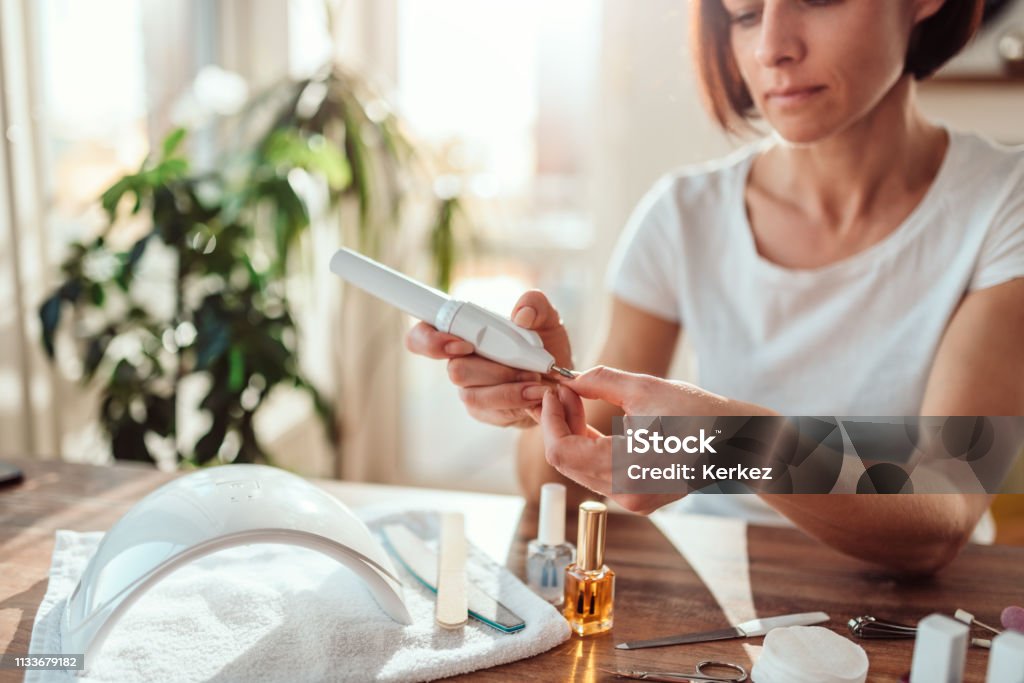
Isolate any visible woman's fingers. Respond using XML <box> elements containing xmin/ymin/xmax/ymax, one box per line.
<box><xmin>561</xmin><ymin>365</ymin><xmax>644</xmax><ymax>408</ymax></box>
<box><xmin>405</xmin><ymin>322</ymin><xmax>474</xmax><ymax>359</ymax></box>
<box><xmin>540</xmin><ymin>390</ymin><xmax>613</xmax><ymax>494</ymax></box>
<box><xmin>558</xmin><ymin>385</ymin><xmax>588</xmax><ymax>436</ymax></box>
<box><xmin>458</xmin><ymin>382</ymin><xmax>549</xmax><ymax>411</ymax></box>
<box><xmin>540</xmin><ymin>388</ymin><xmax>572</xmax><ymax>439</ymax></box>
<box><xmin>447</xmin><ymin>355</ymin><xmax>542</xmax><ymax>388</ymax></box>
<box><xmin>537</xmin><ymin>385</ymin><xmax>685</xmax><ymax>515</ymax></box>
<box><xmin>466</xmin><ymin>405</ymin><xmax>536</xmax><ymax>429</ymax></box>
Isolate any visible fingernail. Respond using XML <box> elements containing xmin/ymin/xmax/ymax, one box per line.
<box><xmin>522</xmin><ymin>385</ymin><xmax>547</xmax><ymax>401</ymax></box>
<box><xmin>517</xmin><ymin>371</ymin><xmax>541</xmax><ymax>382</ymax></box>
<box><xmin>513</xmin><ymin>306</ymin><xmax>537</xmax><ymax>328</ymax></box>
<box><xmin>445</xmin><ymin>341</ymin><xmax>473</xmax><ymax>355</ymax></box>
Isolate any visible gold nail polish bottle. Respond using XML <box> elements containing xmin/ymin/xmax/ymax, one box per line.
<box><xmin>563</xmin><ymin>501</ymin><xmax>614</xmax><ymax>636</ymax></box>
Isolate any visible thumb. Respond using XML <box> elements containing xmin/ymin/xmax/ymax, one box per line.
<box><xmin>567</xmin><ymin>365</ymin><xmax>647</xmax><ymax>409</ymax></box>
<box><xmin>511</xmin><ymin>290</ymin><xmax>560</xmax><ymax>331</ymax></box>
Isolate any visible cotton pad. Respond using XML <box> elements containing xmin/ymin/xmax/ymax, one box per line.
<box><xmin>751</xmin><ymin>625</ymin><xmax>869</xmax><ymax>683</ymax></box>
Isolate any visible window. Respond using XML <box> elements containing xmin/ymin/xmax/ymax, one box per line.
<box><xmin>394</xmin><ymin>0</ymin><xmax>602</xmax><ymax>491</ymax></box>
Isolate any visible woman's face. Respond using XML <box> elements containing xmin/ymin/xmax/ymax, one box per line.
<box><xmin>722</xmin><ymin>0</ymin><xmax>943</xmax><ymax>143</ymax></box>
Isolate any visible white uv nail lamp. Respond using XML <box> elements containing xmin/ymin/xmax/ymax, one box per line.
<box><xmin>61</xmin><ymin>464</ymin><xmax>412</xmax><ymax>661</ymax></box>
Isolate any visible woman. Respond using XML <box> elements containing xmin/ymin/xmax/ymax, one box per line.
<box><xmin>407</xmin><ymin>0</ymin><xmax>1024</xmax><ymax>574</ymax></box>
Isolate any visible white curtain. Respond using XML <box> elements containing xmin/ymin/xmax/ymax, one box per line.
<box><xmin>0</xmin><ymin>0</ymin><xmax>62</xmax><ymax>458</ymax></box>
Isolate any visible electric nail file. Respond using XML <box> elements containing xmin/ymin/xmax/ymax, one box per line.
<box><xmin>329</xmin><ymin>248</ymin><xmax>575</xmax><ymax>378</ymax></box>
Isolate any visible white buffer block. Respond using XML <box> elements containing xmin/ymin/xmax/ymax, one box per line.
<box><xmin>435</xmin><ymin>512</ymin><xmax>469</xmax><ymax>629</ymax></box>
<box><xmin>910</xmin><ymin>614</ymin><xmax>968</xmax><ymax>683</ymax></box>
<box><xmin>986</xmin><ymin>630</ymin><xmax>1024</xmax><ymax>683</ymax></box>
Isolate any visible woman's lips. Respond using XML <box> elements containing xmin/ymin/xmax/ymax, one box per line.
<box><xmin>765</xmin><ymin>85</ymin><xmax>827</xmax><ymax>106</ymax></box>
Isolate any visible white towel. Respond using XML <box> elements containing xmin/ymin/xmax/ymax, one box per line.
<box><xmin>26</xmin><ymin>510</ymin><xmax>570</xmax><ymax>683</ymax></box>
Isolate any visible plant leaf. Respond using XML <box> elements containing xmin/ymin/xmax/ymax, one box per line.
<box><xmin>144</xmin><ymin>394</ymin><xmax>175</xmax><ymax>437</ymax></box>
<box><xmin>161</xmin><ymin>127</ymin><xmax>187</xmax><ymax>160</ymax></box>
<box><xmin>156</xmin><ymin>157</ymin><xmax>189</xmax><ymax>183</ymax></box>
<box><xmin>110</xmin><ymin>419</ymin><xmax>151</xmax><ymax>462</ymax></box>
<box><xmin>195</xmin><ymin>314</ymin><xmax>231</xmax><ymax>370</ymax></box>
<box><xmin>430</xmin><ymin>197</ymin><xmax>459</xmax><ymax>292</ymax></box>
<box><xmin>38</xmin><ymin>295</ymin><xmax>62</xmax><ymax>358</ymax></box>
<box><xmin>194</xmin><ymin>414</ymin><xmax>228</xmax><ymax>464</ymax></box>
<box><xmin>228</xmin><ymin>346</ymin><xmax>245</xmax><ymax>392</ymax></box>
<box><xmin>100</xmin><ymin>176</ymin><xmax>137</xmax><ymax>221</ymax></box>
<box><xmin>83</xmin><ymin>333</ymin><xmax>113</xmax><ymax>382</ymax></box>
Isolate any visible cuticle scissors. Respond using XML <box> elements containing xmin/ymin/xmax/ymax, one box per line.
<box><xmin>601</xmin><ymin>659</ymin><xmax>748</xmax><ymax>682</ymax></box>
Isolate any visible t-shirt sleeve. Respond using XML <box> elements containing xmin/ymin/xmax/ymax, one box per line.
<box><xmin>970</xmin><ymin>164</ymin><xmax>1024</xmax><ymax>291</ymax></box>
<box><xmin>604</xmin><ymin>174</ymin><xmax>683</xmax><ymax>323</ymax></box>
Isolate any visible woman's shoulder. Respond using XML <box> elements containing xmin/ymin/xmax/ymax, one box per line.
<box><xmin>939</xmin><ymin>130</ymin><xmax>1024</xmax><ymax>230</ymax></box>
<box><xmin>645</xmin><ymin>141</ymin><xmax>766</xmax><ymax>214</ymax></box>
<box><xmin>947</xmin><ymin>129</ymin><xmax>1024</xmax><ymax>180</ymax></box>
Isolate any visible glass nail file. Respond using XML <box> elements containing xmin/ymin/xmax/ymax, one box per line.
<box><xmin>381</xmin><ymin>524</ymin><xmax>526</xmax><ymax>634</ymax></box>
<box><xmin>330</xmin><ymin>248</ymin><xmax>575</xmax><ymax>377</ymax></box>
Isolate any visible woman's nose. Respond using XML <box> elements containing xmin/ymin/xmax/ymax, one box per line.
<box><xmin>754</xmin><ymin>2</ymin><xmax>805</xmax><ymax>67</ymax></box>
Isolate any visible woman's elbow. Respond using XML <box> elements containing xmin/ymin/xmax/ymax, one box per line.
<box><xmin>879</xmin><ymin>524</ymin><xmax>973</xmax><ymax>576</ymax></box>
<box><xmin>888</xmin><ymin>540</ymin><xmax>963</xmax><ymax>576</ymax></box>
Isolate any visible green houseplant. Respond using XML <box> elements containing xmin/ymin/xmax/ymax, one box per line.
<box><xmin>38</xmin><ymin>66</ymin><xmax>466</xmax><ymax>467</ymax></box>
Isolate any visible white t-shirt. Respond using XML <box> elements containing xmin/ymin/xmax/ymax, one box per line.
<box><xmin>607</xmin><ymin>129</ymin><xmax>1024</xmax><ymax>533</ymax></box>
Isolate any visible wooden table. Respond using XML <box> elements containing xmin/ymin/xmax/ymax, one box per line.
<box><xmin>1</xmin><ymin>458</ymin><xmax>1020</xmax><ymax>682</ymax></box>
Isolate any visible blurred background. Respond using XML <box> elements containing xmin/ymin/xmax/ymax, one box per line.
<box><xmin>1</xmin><ymin>0</ymin><xmax>1022</xmax><ymax>503</ymax></box>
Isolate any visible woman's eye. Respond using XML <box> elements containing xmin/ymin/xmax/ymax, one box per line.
<box><xmin>730</xmin><ymin>10</ymin><xmax>760</xmax><ymax>27</ymax></box>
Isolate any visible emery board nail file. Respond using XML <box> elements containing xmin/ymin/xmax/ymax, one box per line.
<box><xmin>382</xmin><ymin>524</ymin><xmax>526</xmax><ymax>633</ymax></box>
<box><xmin>435</xmin><ymin>512</ymin><xmax>468</xmax><ymax>629</ymax></box>
<box><xmin>910</xmin><ymin>614</ymin><xmax>968</xmax><ymax>683</ymax></box>
<box><xmin>986</xmin><ymin>630</ymin><xmax>1024</xmax><ymax>683</ymax></box>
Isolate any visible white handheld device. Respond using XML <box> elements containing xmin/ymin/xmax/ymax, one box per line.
<box><xmin>329</xmin><ymin>248</ymin><xmax>573</xmax><ymax>377</ymax></box>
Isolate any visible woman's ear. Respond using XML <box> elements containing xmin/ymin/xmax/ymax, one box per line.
<box><xmin>911</xmin><ymin>0</ymin><xmax>946</xmax><ymax>24</ymax></box>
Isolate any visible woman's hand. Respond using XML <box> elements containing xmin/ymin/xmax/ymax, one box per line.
<box><xmin>539</xmin><ymin>366</ymin><xmax>757</xmax><ymax>513</ymax></box>
<box><xmin>404</xmin><ymin>290</ymin><xmax>573</xmax><ymax>428</ymax></box>
<box><xmin>561</xmin><ymin>365</ymin><xmax>737</xmax><ymax>415</ymax></box>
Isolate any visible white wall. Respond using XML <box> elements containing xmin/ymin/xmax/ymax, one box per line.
<box><xmin>918</xmin><ymin>81</ymin><xmax>1024</xmax><ymax>145</ymax></box>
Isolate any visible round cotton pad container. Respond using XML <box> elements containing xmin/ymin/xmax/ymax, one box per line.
<box><xmin>752</xmin><ymin>625</ymin><xmax>869</xmax><ymax>683</ymax></box>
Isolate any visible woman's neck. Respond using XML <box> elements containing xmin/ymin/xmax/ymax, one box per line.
<box><xmin>754</xmin><ymin>77</ymin><xmax>949</xmax><ymax>236</ymax></box>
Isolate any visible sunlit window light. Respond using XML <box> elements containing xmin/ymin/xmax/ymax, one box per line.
<box><xmin>450</xmin><ymin>272</ymin><xmax>534</xmax><ymax>317</ymax></box>
<box><xmin>397</xmin><ymin>0</ymin><xmax>543</xmax><ymax>197</ymax></box>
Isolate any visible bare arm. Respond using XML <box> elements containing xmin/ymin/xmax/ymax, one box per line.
<box><xmin>763</xmin><ymin>279</ymin><xmax>1024</xmax><ymax>573</ymax></box>
<box><xmin>516</xmin><ymin>298</ymin><xmax>680</xmax><ymax>505</ymax></box>
<box><xmin>541</xmin><ymin>280</ymin><xmax>1024</xmax><ymax>574</ymax></box>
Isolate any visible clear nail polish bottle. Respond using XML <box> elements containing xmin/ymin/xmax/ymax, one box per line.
<box><xmin>563</xmin><ymin>501</ymin><xmax>614</xmax><ymax>636</ymax></box>
<box><xmin>526</xmin><ymin>483</ymin><xmax>575</xmax><ymax>606</ymax></box>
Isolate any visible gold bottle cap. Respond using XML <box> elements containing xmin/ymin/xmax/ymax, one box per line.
<box><xmin>576</xmin><ymin>500</ymin><xmax>607</xmax><ymax>571</ymax></box>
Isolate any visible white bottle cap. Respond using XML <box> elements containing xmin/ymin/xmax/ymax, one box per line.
<box><xmin>538</xmin><ymin>483</ymin><xmax>566</xmax><ymax>546</ymax></box>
